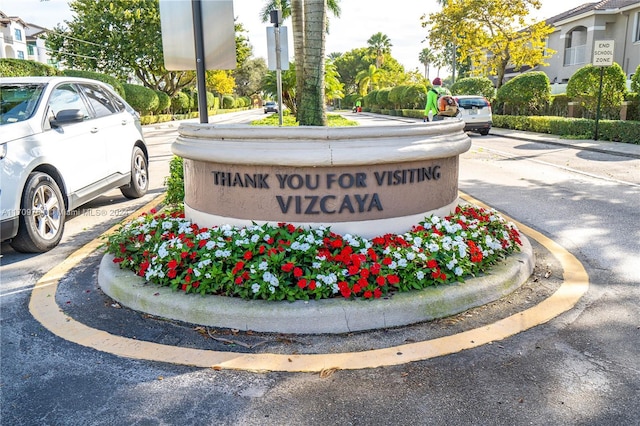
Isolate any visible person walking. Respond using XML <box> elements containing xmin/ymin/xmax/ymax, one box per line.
<box><xmin>423</xmin><ymin>77</ymin><xmax>449</xmax><ymax>122</ymax></box>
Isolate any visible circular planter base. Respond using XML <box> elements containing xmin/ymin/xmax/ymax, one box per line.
<box><xmin>98</xmin><ymin>235</ymin><xmax>534</xmax><ymax>334</ymax></box>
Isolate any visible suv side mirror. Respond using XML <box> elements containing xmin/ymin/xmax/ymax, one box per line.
<box><xmin>50</xmin><ymin>109</ymin><xmax>84</xmax><ymax>127</ymax></box>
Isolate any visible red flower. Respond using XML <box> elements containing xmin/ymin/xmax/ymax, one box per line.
<box><xmin>243</xmin><ymin>250</ymin><xmax>253</xmax><ymax>260</ymax></box>
<box><xmin>281</xmin><ymin>262</ymin><xmax>295</xmax><ymax>272</ymax></box>
<box><xmin>113</xmin><ymin>257</ymin><xmax>124</xmax><ymax>264</ymax></box>
<box><xmin>180</xmin><ymin>251</ymin><xmax>188</xmax><ymax>259</ymax></box>
<box><xmin>308</xmin><ymin>280</ymin><xmax>317</xmax><ymax>290</ymax></box>
<box><xmin>370</xmin><ymin>263</ymin><xmax>381</xmax><ymax>275</ymax></box>
<box><xmin>193</xmin><ymin>281</ymin><xmax>200</xmax><ymax>288</ymax></box>
<box><xmin>167</xmin><ymin>259</ymin><xmax>178</xmax><ymax>270</ymax></box>
<box><xmin>181</xmin><ymin>284</ymin><xmax>187</xmax><ymax>291</ymax></box>
<box><xmin>387</xmin><ymin>274</ymin><xmax>400</xmax><ymax>285</ymax></box>
<box><xmin>167</xmin><ymin>269</ymin><xmax>177</xmax><ymax>279</ymax></box>
<box><xmin>232</xmin><ymin>261</ymin><xmax>245</xmax><ymax>275</ymax></box>
<box><xmin>198</xmin><ymin>240</ymin><xmax>207</xmax><ymax>248</ymax></box>
<box><xmin>427</xmin><ymin>259</ymin><xmax>438</xmax><ymax>269</ymax></box>
<box><xmin>297</xmin><ymin>279</ymin><xmax>307</xmax><ymax>289</ymax></box>
<box><xmin>373</xmin><ymin>288</ymin><xmax>382</xmax><ymax>299</ymax></box>
<box><xmin>382</xmin><ymin>257</ymin><xmax>392</xmax><ymax>266</ymax></box>
<box><xmin>376</xmin><ymin>275</ymin><xmax>386</xmax><ymax>286</ymax></box>
<box><xmin>293</xmin><ymin>267</ymin><xmax>303</xmax><ymax>278</ymax></box>
<box><xmin>363</xmin><ymin>290</ymin><xmax>373</xmax><ymax>299</ymax></box>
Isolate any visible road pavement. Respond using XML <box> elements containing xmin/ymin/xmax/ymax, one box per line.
<box><xmin>2</xmin><ymin>112</ymin><xmax>639</xmax><ymax>425</ymax></box>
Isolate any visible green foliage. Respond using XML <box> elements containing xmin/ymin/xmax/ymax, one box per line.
<box><xmin>546</xmin><ymin>94</ymin><xmax>570</xmax><ymax>117</ymax></box>
<box><xmin>496</xmin><ymin>72</ymin><xmax>551</xmax><ymax>115</ymax></box>
<box><xmin>388</xmin><ymin>85</ymin><xmax>407</xmax><ymax>109</ymax></box>
<box><xmin>163</xmin><ymin>156</ymin><xmax>184</xmax><ymax>206</ymax></box>
<box><xmin>403</xmin><ymin>84</ymin><xmax>427</xmax><ymax>109</ymax></box>
<box><xmin>252</xmin><ymin>113</ymin><xmax>357</xmax><ymax>127</ymax></box>
<box><xmin>154</xmin><ymin>90</ymin><xmax>171</xmax><ymax>113</ymax></box>
<box><xmin>375</xmin><ymin>88</ymin><xmax>392</xmax><ymax>109</ymax></box>
<box><xmin>222</xmin><ymin>95</ymin><xmax>235</xmax><ymax>109</ymax></box>
<box><xmin>122</xmin><ymin>83</ymin><xmax>159</xmax><ymax>115</ymax></box>
<box><xmin>0</xmin><ymin>58</ymin><xmax>61</xmax><ymax>77</ymax></box>
<box><xmin>171</xmin><ymin>92</ymin><xmax>191</xmax><ymax>114</ymax></box>
<box><xmin>567</xmin><ymin>63</ymin><xmax>627</xmax><ymax>119</ymax></box>
<box><xmin>451</xmin><ymin>77</ymin><xmax>495</xmax><ymax>99</ymax></box>
<box><xmin>493</xmin><ymin>115</ymin><xmax>640</xmax><ymax>144</ymax></box>
<box><xmin>63</xmin><ymin>69</ymin><xmax>125</xmax><ymax>98</ymax></box>
<box><xmin>631</xmin><ymin>64</ymin><xmax>640</xmax><ymax>94</ymax></box>
<box><xmin>625</xmin><ymin>93</ymin><xmax>639</xmax><ymax>121</ymax></box>
<box><xmin>206</xmin><ymin>92</ymin><xmax>216</xmax><ymax>109</ymax></box>
<box><xmin>44</xmin><ymin>0</ymin><xmax>196</xmax><ymax>97</ymax></box>
<box><xmin>140</xmin><ymin>114</ymin><xmax>173</xmax><ymax>125</ymax></box>
<box><xmin>364</xmin><ymin>90</ymin><xmax>378</xmax><ymax>108</ymax></box>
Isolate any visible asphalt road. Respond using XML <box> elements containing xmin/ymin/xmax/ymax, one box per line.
<box><xmin>1</xmin><ymin>111</ymin><xmax>639</xmax><ymax>425</ymax></box>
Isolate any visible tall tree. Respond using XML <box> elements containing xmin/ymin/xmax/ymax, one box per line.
<box><xmin>261</xmin><ymin>0</ymin><xmax>340</xmax><ymax>123</ymax></box>
<box><xmin>425</xmin><ymin>0</ymin><xmax>554</xmax><ymax>88</ymax></box>
<box><xmin>45</xmin><ymin>0</ymin><xmax>252</xmax><ymax>97</ymax></box>
<box><xmin>356</xmin><ymin>64</ymin><xmax>382</xmax><ymax>96</ymax></box>
<box><xmin>367</xmin><ymin>32</ymin><xmax>392</xmax><ymax>68</ymax></box>
<box><xmin>418</xmin><ymin>47</ymin><xmax>436</xmax><ymax>80</ymax></box>
<box><xmin>297</xmin><ymin>0</ymin><xmax>327</xmax><ymax>125</ymax></box>
<box><xmin>45</xmin><ymin>0</ymin><xmax>195</xmax><ymax>96</ymax></box>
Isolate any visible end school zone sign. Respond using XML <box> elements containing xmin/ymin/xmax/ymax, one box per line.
<box><xmin>593</xmin><ymin>40</ymin><xmax>614</xmax><ymax>67</ymax></box>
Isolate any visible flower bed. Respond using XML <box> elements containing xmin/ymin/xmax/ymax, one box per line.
<box><xmin>105</xmin><ymin>205</ymin><xmax>522</xmax><ymax>301</ymax></box>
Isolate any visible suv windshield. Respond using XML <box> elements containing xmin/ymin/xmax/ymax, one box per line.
<box><xmin>0</xmin><ymin>83</ymin><xmax>45</xmax><ymax>125</ymax></box>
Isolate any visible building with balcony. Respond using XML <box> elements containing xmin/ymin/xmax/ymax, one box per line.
<box><xmin>501</xmin><ymin>1</ymin><xmax>639</xmax><ymax>89</ymax></box>
<box><xmin>1</xmin><ymin>10</ymin><xmax>59</xmax><ymax>68</ymax></box>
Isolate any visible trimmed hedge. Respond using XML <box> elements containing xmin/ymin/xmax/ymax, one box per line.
<box><xmin>451</xmin><ymin>76</ymin><xmax>495</xmax><ymax>99</ymax></box>
<box><xmin>493</xmin><ymin>115</ymin><xmax>640</xmax><ymax>144</ymax></box>
<box><xmin>123</xmin><ymin>83</ymin><xmax>159</xmax><ymax>115</ymax></box>
<box><xmin>496</xmin><ymin>72</ymin><xmax>551</xmax><ymax>116</ymax></box>
<box><xmin>63</xmin><ymin>69</ymin><xmax>125</xmax><ymax>98</ymax></box>
<box><xmin>0</xmin><ymin>58</ymin><xmax>61</xmax><ymax>77</ymax></box>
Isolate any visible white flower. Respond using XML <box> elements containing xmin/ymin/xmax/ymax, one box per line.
<box><xmin>397</xmin><ymin>258</ymin><xmax>408</xmax><ymax>268</ymax></box>
<box><xmin>251</xmin><ymin>283</ymin><xmax>261</xmax><ymax>294</ymax></box>
<box><xmin>416</xmin><ymin>270</ymin><xmax>425</xmax><ymax>280</ymax></box>
<box><xmin>258</xmin><ymin>261</ymin><xmax>269</xmax><ymax>271</ymax></box>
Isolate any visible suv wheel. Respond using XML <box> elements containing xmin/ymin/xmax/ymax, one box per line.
<box><xmin>11</xmin><ymin>172</ymin><xmax>66</xmax><ymax>253</ymax></box>
<box><xmin>120</xmin><ymin>146</ymin><xmax>149</xmax><ymax>199</ymax></box>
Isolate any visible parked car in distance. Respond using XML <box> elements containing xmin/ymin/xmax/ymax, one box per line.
<box><xmin>454</xmin><ymin>95</ymin><xmax>492</xmax><ymax>135</ymax></box>
<box><xmin>263</xmin><ymin>101</ymin><xmax>278</xmax><ymax>114</ymax></box>
<box><xmin>0</xmin><ymin>76</ymin><xmax>149</xmax><ymax>253</ymax></box>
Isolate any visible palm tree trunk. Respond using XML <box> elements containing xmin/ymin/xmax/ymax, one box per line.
<box><xmin>291</xmin><ymin>0</ymin><xmax>304</xmax><ymax>114</ymax></box>
<box><xmin>298</xmin><ymin>0</ymin><xmax>327</xmax><ymax>126</ymax></box>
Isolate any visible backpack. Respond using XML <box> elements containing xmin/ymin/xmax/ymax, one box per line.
<box><xmin>430</xmin><ymin>88</ymin><xmax>459</xmax><ymax>117</ymax></box>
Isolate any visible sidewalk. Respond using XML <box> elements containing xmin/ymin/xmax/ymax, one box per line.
<box><xmin>489</xmin><ymin>127</ymin><xmax>640</xmax><ymax>159</ymax></box>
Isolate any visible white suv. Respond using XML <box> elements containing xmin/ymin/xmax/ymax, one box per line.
<box><xmin>1</xmin><ymin>76</ymin><xmax>149</xmax><ymax>252</ymax></box>
<box><xmin>454</xmin><ymin>95</ymin><xmax>492</xmax><ymax>136</ymax></box>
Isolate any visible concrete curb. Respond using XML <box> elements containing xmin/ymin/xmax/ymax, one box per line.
<box><xmin>98</xmin><ymin>236</ymin><xmax>534</xmax><ymax>334</ymax></box>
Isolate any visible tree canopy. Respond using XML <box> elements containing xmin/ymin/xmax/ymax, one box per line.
<box><xmin>45</xmin><ymin>0</ymin><xmax>252</xmax><ymax>97</ymax></box>
<box><xmin>425</xmin><ymin>0</ymin><xmax>554</xmax><ymax>88</ymax></box>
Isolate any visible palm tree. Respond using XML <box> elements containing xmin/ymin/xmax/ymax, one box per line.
<box><xmin>367</xmin><ymin>32</ymin><xmax>392</xmax><ymax>68</ymax></box>
<box><xmin>297</xmin><ymin>0</ymin><xmax>327</xmax><ymax>125</ymax></box>
<box><xmin>356</xmin><ymin>64</ymin><xmax>382</xmax><ymax>96</ymax></box>
<box><xmin>261</xmin><ymin>0</ymin><xmax>341</xmax><ymax>124</ymax></box>
<box><xmin>419</xmin><ymin>47</ymin><xmax>436</xmax><ymax>80</ymax></box>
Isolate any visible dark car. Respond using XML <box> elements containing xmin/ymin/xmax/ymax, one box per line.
<box><xmin>263</xmin><ymin>101</ymin><xmax>278</xmax><ymax>114</ymax></box>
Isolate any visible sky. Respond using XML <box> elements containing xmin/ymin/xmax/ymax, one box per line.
<box><xmin>3</xmin><ymin>0</ymin><xmax>591</xmax><ymax>75</ymax></box>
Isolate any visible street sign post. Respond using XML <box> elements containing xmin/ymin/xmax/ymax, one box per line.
<box><xmin>592</xmin><ymin>40</ymin><xmax>615</xmax><ymax>140</ymax></box>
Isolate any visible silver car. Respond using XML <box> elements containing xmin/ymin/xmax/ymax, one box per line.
<box><xmin>454</xmin><ymin>95</ymin><xmax>492</xmax><ymax>136</ymax></box>
<box><xmin>1</xmin><ymin>76</ymin><xmax>149</xmax><ymax>252</ymax></box>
